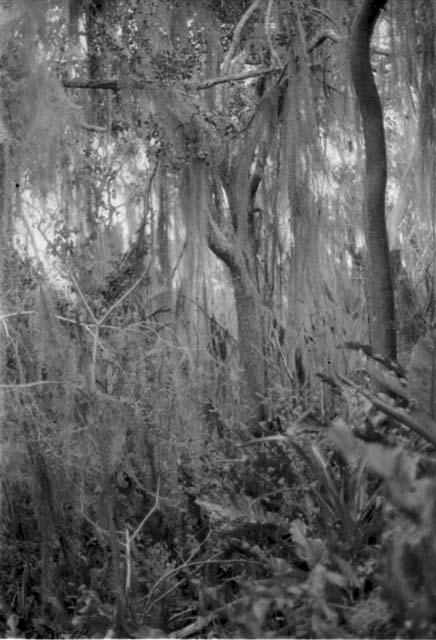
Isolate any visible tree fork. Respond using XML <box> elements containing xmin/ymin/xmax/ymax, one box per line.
<box><xmin>350</xmin><ymin>0</ymin><xmax>397</xmax><ymax>360</ymax></box>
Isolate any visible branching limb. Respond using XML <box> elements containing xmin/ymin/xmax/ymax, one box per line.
<box><xmin>100</xmin><ymin>268</ymin><xmax>148</xmax><ymax>325</ymax></box>
<box><xmin>69</xmin><ymin>269</ymin><xmax>97</xmax><ymax>322</ymax></box>
<box><xmin>142</xmin><ymin>531</ymin><xmax>214</xmax><ymax>620</ymax></box>
<box><xmin>124</xmin><ymin>484</ymin><xmax>161</xmax><ymax>595</ymax></box>
<box><xmin>170</xmin><ymin>597</ymin><xmax>245</xmax><ymax>639</ymax></box>
<box><xmin>222</xmin><ymin>0</ymin><xmax>263</xmax><ymax>74</ymax></box>
<box><xmin>307</xmin><ymin>27</ymin><xmax>389</xmax><ymax>55</ymax></box>
<box><xmin>65</xmin><ymin>67</ymin><xmax>283</xmax><ymax>92</ymax></box>
<box><xmin>206</xmin><ymin>213</ymin><xmax>239</xmax><ymax>273</ymax></box>
<box><xmin>308</xmin><ymin>6</ymin><xmax>340</xmax><ymax>29</ymax></box>
<box><xmin>128</xmin><ymin>478</ymin><xmax>160</xmax><ymax>545</ymax></box>
<box><xmin>63</xmin><ymin>29</ymin><xmax>389</xmax><ymax>95</ymax></box>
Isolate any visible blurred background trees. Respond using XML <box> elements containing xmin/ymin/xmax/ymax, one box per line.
<box><xmin>1</xmin><ymin>0</ymin><xmax>436</xmax><ymax>636</ymax></box>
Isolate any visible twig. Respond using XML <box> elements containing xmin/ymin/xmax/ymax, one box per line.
<box><xmin>0</xmin><ymin>380</ymin><xmax>71</xmax><ymax>389</ymax></box>
<box><xmin>69</xmin><ymin>269</ymin><xmax>97</xmax><ymax>322</ymax></box>
<box><xmin>125</xmin><ymin>527</ymin><xmax>131</xmax><ymax>595</ymax></box>
<box><xmin>144</xmin><ymin>578</ymin><xmax>186</xmax><ymax>615</ymax></box>
<box><xmin>144</xmin><ymin>555</ymin><xmax>234</xmax><ymax>620</ymax></box>
<box><xmin>169</xmin><ymin>597</ymin><xmax>245</xmax><ymax>639</ymax></box>
<box><xmin>100</xmin><ymin>269</ymin><xmax>148</xmax><ymax>324</ymax></box>
<box><xmin>79</xmin><ymin>510</ymin><xmax>111</xmax><ymax>543</ymax></box>
<box><xmin>148</xmin><ymin>556</ymin><xmax>265</xmax><ymax>614</ymax></box>
<box><xmin>142</xmin><ymin>532</ymin><xmax>213</xmax><ymax>618</ymax></box>
<box><xmin>0</xmin><ymin>311</ymin><xmax>34</xmax><ymax>320</ymax></box>
<box><xmin>129</xmin><ymin>477</ymin><xmax>160</xmax><ymax>544</ymax></box>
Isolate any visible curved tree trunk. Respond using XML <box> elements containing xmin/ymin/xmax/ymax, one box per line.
<box><xmin>207</xmin><ymin>158</ymin><xmax>269</xmax><ymax>434</ymax></box>
<box><xmin>205</xmin><ymin>83</ymin><xmax>282</xmax><ymax>435</ymax></box>
<box><xmin>350</xmin><ymin>0</ymin><xmax>397</xmax><ymax>360</ymax></box>
<box><xmin>207</xmin><ymin>202</ymin><xmax>266</xmax><ymax>434</ymax></box>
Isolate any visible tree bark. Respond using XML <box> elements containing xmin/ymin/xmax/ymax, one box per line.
<box><xmin>232</xmin><ymin>266</ymin><xmax>266</xmax><ymax>433</ymax></box>
<box><xmin>350</xmin><ymin>0</ymin><xmax>397</xmax><ymax>360</ymax></box>
<box><xmin>157</xmin><ymin>166</ymin><xmax>171</xmax><ymax>284</ymax></box>
<box><xmin>205</xmin><ymin>84</ymin><xmax>283</xmax><ymax>434</ymax></box>
<box><xmin>0</xmin><ymin>144</ymin><xmax>6</xmax><ymax>482</ymax></box>
<box><xmin>207</xmin><ymin>187</ymin><xmax>266</xmax><ymax>434</ymax></box>
<box><xmin>85</xmin><ymin>0</ymin><xmax>109</xmax><ymax>128</ymax></box>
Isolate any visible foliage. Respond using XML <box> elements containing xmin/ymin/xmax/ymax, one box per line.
<box><xmin>1</xmin><ymin>0</ymin><xmax>436</xmax><ymax>638</ymax></box>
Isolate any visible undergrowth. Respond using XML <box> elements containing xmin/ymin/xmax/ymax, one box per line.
<box><xmin>1</xmin><ymin>255</ymin><xmax>436</xmax><ymax>639</ymax></box>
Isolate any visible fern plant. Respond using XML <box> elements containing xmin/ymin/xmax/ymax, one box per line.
<box><xmin>281</xmin><ymin>436</ymin><xmax>384</xmax><ymax>555</ymax></box>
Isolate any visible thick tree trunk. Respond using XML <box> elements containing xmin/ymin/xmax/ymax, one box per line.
<box><xmin>232</xmin><ymin>267</ymin><xmax>266</xmax><ymax>434</ymax></box>
<box><xmin>207</xmin><ymin>204</ymin><xmax>266</xmax><ymax>435</ymax></box>
<box><xmin>350</xmin><ymin>0</ymin><xmax>397</xmax><ymax>360</ymax></box>
<box><xmin>0</xmin><ymin>144</ymin><xmax>6</xmax><ymax>480</ymax></box>
<box><xmin>205</xmin><ymin>71</ymin><xmax>283</xmax><ymax>435</ymax></box>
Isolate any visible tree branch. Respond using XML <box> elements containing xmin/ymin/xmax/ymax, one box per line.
<box><xmin>307</xmin><ymin>27</ymin><xmax>389</xmax><ymax>55</ymax></box>
<box><xmin>63</xmin><ymin>27</ymin><xmax>390</xmax><ymax>95</ymax></box>
<box><xmin>63</xmin><ymin>78</ymin><xmax>121</xmax><ymax>90</ymax></box>
<box><xmin>63</xmin><ymin>67</ymin><xmax>284</xmax><ymax>93</ymax></box>
<box><xmin>194</xmin><ymin>66</ymin><xmax>282</xmax><ymax>89</ymax></box>
<box><xmin>80</xmin><ymin>121</ymin><xmax>107</xmax><ymax>132</ymax></box>
<box><xmin>206</xmin><ymin>213</ymin><xmax>239</xmax><ymax>273</ymax></box>
<box><xmin>222</xmin><ymin>0</ymin><xmax>263</xmax><ymax>74</ymax></box>
<box><xmin>308</xmin><ymin>6</ymin><xmax>340</xmax><ymax>29</ymax></box>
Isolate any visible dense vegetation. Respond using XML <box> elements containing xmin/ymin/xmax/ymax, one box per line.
<box><xmin>1</xmin><ymin>0</ymin><xmax>436</xmax><ymax>637</ymax></box>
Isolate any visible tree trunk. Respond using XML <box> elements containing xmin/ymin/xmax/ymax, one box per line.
<box><xmin>205</xmin><ymin>85</ymin><xmax>283</xmax><ymax>434</ymax></box>
<box><xmin>157</xmin><ymin>166</ymin><xmax>171</xmax><ymax>284</ymax></box>
<box><xmin>85</xmin><ymin>0</ymin><xmax>108</xmax><ymax>128</ymax></box>
<box><xmin>83</xmin><ymin>0</ymin><xmax>109</xmax><ymax>232</ymax></box>
<box><xmin>350</xmin><ymin>0</ymin><xmax>397</xmax><ymax>360</ymax></box>
<box><xmin>207</xmin><ymin>198</ymin><xmax>266</xmax><ymax>434</ymax></box>
<box><xmin>232</xmin><ymin>266</ymin><xmax>266</xmax><ymax>433</ymax></box>
<box><xmin>0</xmin><ymin>143</ymin><xmax>7</xmax><ymax>483</ymax></box>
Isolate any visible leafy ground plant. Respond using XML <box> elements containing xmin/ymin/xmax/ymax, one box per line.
<box><xmin>331</xmin><ymin>419</ymin><xmax>436</xmax><ymax>636</ymax></box>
